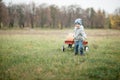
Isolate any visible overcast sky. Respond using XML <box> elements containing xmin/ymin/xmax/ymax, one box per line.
<box><xmin>3</xmin><ymin>0</ymin><xmax>120</xmax><ymax>14</ymax></box>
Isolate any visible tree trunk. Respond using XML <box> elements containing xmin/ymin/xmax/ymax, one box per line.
<box><xmin>0</xmin><ymin>22</ymin><xmax>1</xmax><ymax>28</ymax></box>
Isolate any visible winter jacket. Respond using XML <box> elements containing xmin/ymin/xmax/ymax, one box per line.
<box><xmin>74</xmin><ymin>25</ymin><xmax>87</xmax><ymax>41</ymax></box>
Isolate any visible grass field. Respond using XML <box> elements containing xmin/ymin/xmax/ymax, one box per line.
<box><xmin>0</xmin><ymin>29</ymin><xmax>120</xmax><ymax>80</ymax></box>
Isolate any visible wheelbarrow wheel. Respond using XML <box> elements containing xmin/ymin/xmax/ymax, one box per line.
<box><xmin>68</xmin><ymin>44</ymin><xmax>72</xmax><ymax>48</ymax></box>
<box><xmin>62</xmin><ymin>45</ymin><xmax>65</xmax><ymax>52</ymax></box>
<box><xmin>84</xmin><ymin>46</ymin><xmax>89</xmax><ymax>51</ymax></box>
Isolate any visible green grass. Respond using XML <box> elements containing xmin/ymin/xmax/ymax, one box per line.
<box><xmin>0</xmin><ymin>29</ymin><xmax>120</xmax><ymax>80</ymax></box>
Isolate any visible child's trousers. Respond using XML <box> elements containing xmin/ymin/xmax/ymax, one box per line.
<box><xmin>74</xmin><ymin>40</ymin><xmax>84</xmax><ymax>55</ymax></box>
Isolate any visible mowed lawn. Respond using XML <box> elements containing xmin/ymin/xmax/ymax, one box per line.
<box><xmin>0</xmin><ymin>29</ymin><xmax>120</xmax><ymax>80</ymax></box>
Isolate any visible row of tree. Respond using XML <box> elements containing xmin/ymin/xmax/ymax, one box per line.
<box><xmin>0</xmin><ymin>0</ymin><xmax>120</xmax><ymax>29</ymax></box>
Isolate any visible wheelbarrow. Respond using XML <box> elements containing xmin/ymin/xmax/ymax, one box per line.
<box><xmin>62</xmin><ymin>33</ymin><xmax>89</xmax><ymax>52</ymax></box>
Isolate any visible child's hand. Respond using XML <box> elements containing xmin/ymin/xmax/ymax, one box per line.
<box><xmin>83</xmin><ymin>37</ymin><xmax>87</xmax><ymax>41</ymax></box>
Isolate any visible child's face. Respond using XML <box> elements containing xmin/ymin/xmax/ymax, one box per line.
<box><xmin>75</xmin><ymin>24</ymin><xmax>80</xmax><ymax>28</ymax></box>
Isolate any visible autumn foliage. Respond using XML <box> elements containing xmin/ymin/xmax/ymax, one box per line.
<box><xmin>110</xmin><ymin>12</ymin><xmax>120</xmax><ymax>29</ymax></box>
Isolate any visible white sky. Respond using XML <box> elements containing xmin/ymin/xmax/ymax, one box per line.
<box><xmin>3</xmin><ymin>0</ymin><xmax>120</xmax><ymax>14</ymax></box>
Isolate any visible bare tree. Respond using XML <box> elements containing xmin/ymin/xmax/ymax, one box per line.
<box><xmin>0</xmin><ymin>0</ymin><xmax>8</xmax><ymax>28</ymax></box>
<box><xmin>49</xmin><ymin>5</ymin><xmax>59</xmax><ymax>28</ymax></box>
<box><xmin>16</xmin><ymin>4</ymin><xmax>26</xmax><ymax>28</ymax></box>
<box><xmin>95</xmin><ymin>9</ymin><xmax>105</xmax><ymax>28</ymax></box>
<box><xmin>29</xmin><ymin>2</ymin><xmax>36</xmax><ymax>28</ymax></box>
<box><xmin>8</xmin><ymin>3</ymin><xmax>16</xmax><ymax>27</ymax></box>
